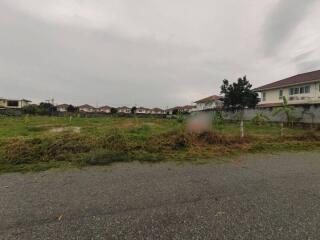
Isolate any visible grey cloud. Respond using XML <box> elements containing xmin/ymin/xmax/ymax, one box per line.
<box><xmin>296</xmin><ymin>60</ymin><xmax>320</xmax><ymax>73</ymax></box>
<box><xmin>1</xmin><ymin>1</ymin><xmax>320</xmax><ymax>107</ymax></box>
<box><xmin>262</xmin><ymin>0</ymin><xmax>317</xmax><ymax>56</ymax></box>
<box><xmin>292</xmin><ymin>50</ymin><xmax>314</xmax><ymax>62</ymax></box>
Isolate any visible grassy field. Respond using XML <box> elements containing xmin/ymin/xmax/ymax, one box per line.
<box><xmin>0</xmin><ymin>115</ymin><xmax>319</xmax><ymax>173</ymax></box>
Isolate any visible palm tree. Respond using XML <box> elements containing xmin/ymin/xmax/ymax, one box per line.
<box><xmin>272</xmin><ymin>97</ymin><xmax>295</xmax><ymax>127</ymax></box>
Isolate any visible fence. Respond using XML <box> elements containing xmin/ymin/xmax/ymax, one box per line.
<box><xmin>205</xmin><ymin>105</ymin><xmax>320</xmax><ymax>124</ymax></box>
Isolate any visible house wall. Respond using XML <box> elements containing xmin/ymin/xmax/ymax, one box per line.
<box><xmin>259</xmin><ymin>82</ymin><xmax>320</xmax><ymax>105</ymax></box>
<box><xmin>196</xmin><ymin>101</ymin><xmax>222</xmax><ymax>111</ymax></box>
<box><xmin>0</xmin><ymin>99</ymin><xmax>30</xmax><ymax>109</ymax></box>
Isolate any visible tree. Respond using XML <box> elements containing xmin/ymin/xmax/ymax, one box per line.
<box><xmin>67</xmin><ymin>105</ymin><xmax>78</xmax><ymax>113</ymax></box>
<box><xmin>110</xmin><ymin>107</ymin><xmax>118</xmax><ymax>114</ymax></box>
<box><xmin>251</xmin><ymin>112</ymin><xmax>269</xmax><ymax>126</ymax></box>
<box><xmin>37</xmin><ymin>102</ymin><xmax>57</xmax><ymax>115</ymax></box>
<box><xmin>22</xmin><ymin>105</ymin><xmax>37</xmax><ymax>115</ymax></box>
<box><xmin>220</xmin><ymin>76</ymin><xmax>259</xmax><ymax>137</ymax></box>
<box><xmin>131</xmin><ymin>106</ymin><xmax>137</xmax><ymax>114</ymax></box>
<box><xmin>272</xmin><ymin>97</ymin><xmax>295</xmax><ymax>127</ymax></box>
<box><xmin>172</xmin><ymin>109</ymin><xmax>179</xmax><ymax>115</ymax></box>
<box><xmin>220</xmin><ymin>76</ymin><xmax>259</xmax><ymax>110</ymax></box>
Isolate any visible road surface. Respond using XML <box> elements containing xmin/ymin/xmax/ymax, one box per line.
<box><xmin>1</xmin><ymin>152</ymin><xmax>320</xmax><ymax>239</ymax></box>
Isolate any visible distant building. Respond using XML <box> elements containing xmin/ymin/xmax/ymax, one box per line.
<box><xmin>78</xmin><ymin>104</ymin><xmax>96</xmax><ymax>112</ymax></box>
<box><xmin>136</xmin><ymin>107</ymin><xmax>151</xmax><ymax>114</ymax></box>
<box><xmin>194</xmin><ymin>95</ymin><xmax>223</xmax><ymax>111</ymax></box>
<box><xmin>98</xmin><ymin>105</ymin><xmax>111</xmax><ymax>113</ymax></box>
<box><xmin>0</xmin><ymin>98</ymin><xmax>31</xmax><ymax>109</ymax></box>
<box><xmin>254</xmin><ymin>69</ymin><xmax>320</xmax><ymax>108</ymax></box>
<box><xmin>56</xmin><ymin>104</ymin><xmax>69</xmax><ymax>112</ymax></box>
<box><xmin>151</xmin><ymin>108</ymin><xmax>166</xmax><ymax>114</ymax></box>
<box><xmin>118</xmin><ymin>106</ymin><xmax>131</xmax><ymax>114</ymax></box>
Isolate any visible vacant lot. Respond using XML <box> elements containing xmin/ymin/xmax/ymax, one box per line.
<box><xmin>1</xmin><ymin>152</ymin><xmax>320</xmax><ymax>239</ymax></box>
<box><xmin>0</xmin><ymin>116</ymin><xmax>320</xmax><ymax>173</ymax></box>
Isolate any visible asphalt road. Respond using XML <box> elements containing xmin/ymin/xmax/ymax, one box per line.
<box><xmin>1</xmin><ymin>152</ymin><xmax>320</xmax><ymax>240</ymax></box>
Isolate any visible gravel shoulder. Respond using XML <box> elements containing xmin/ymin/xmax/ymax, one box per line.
<box><xmin>1</xmin><ymin>152</ymin><xmax>320</xmax><ymax>240</ymax></box>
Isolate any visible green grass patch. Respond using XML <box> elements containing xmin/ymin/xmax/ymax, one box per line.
<box><xmin>0</xmin><ymin>116</ymin><xmax>319</xmax><ymax>173</ymax></box>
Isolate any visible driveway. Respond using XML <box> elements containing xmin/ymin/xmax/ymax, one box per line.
<box><xmin>1</xmin><ymin>152</ymin><xmax>320</xmax><ymax>239</ymax></box>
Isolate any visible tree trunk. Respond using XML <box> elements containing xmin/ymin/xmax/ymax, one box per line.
<box><xmin>240</xmin><ymin>120</ymin><xmax>244</xmax><ymax>138</ymax></box>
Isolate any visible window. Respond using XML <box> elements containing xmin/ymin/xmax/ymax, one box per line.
<box><xmin>7</xmin><ymin>100</ymin><xmax>19</xmax><ymax>107</ymax></box>
<box><xmin>305</xmin><ymin>85</ymin><xmax>310</xmax><ymax>94</ymax></box>
<box><xmin>279</xmin><ymin>90</ymin><xmax>283</xmax><ymax>99</ymax></box>
<box><xmin>300</xmin><ymin>87</ymin><xmax>305</xmax><ymax>94</ymax></box>
<box><xmin>262</xmin><ymin>92</ymin><xmax>266</xmax><ymax>101</ymax></box>
<box><xmin>290</xmin><ymin>88</ymin><xmax>294</xmax><ymax>95</ymax></box>
<box><xmin>289</xmin><ymin>85</ymin><xmax>310</xmax><ymax>95</ymax></box>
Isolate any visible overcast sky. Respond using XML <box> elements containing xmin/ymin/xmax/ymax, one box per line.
<box><xmin>1</xmin><ymin>0</ymin><xmax>320</xmax><ymax>108</ymax></box>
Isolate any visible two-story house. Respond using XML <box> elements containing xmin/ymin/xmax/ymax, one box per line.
<box><xmin>254</xmin><ymin>70</ymin><xmax>320</xmax><ymax>107</ymax></box>
<box><xmin>0</xmin><ymin>98</ymin><xmax>31</xmax><ymax>109</ymax></box>
<box><xmin>194</xmin><ymin>95</ymin><xmax>223</xmax><ymax>111</ymax></box>
<box><xmin>78</xmin><ymin>104</ymin><xmax>96</xmax><ymax>112</ymax></box>
<box><xmin>117</xmin><ymin>106</ymin><xmax>131</xmax><ymax>114</ymax></box>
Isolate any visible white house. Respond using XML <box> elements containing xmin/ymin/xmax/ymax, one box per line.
<box><xmin>118</xmin><ymin>106</ymin><xmax>131</xmax><ymax>114</ymax></box>
<box><xmin>98</xmin><ymin>105</ymin><xmax>111</xmax><ymax>113</ymax></box>
<box><xmin>136</xmin><ymin>107</ymin><xmax>151</xmax><ymax>114</ymax></box>
<box><xmin>194</xmin><ymin>95</ymin><xmax>223</xmax><ymax>111</ymax></box>
<box><xmin>78</xmin><ymin>104</ymin><xmax>96</xmax><ymax>112</ymax></box>
<box><xmin>56</xmin><ymin>104</ymin><xmax>69</xmax><ymax>112</ymax></box>
<box><xmin>254</xmin><ymin>69</ymin><xmax>320</xmax><ymax>107</ymax></box>
<box><xmin>0</xmin><ymin>98</ymin><xmax>31</xmax><ymax>109</ymax></box>
<box><xmin>151</xmin><ymin>108</ymin><xmax>165</xmax><ymax>114</ymax></box>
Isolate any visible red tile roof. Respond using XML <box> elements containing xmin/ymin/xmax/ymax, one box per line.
<box><xmin>194</xmin><ymin>95</ymin><xmax>222</xmax><ymax>104</ymax></box>
<box><xmin>254</xmin><ymin>69</ymin><xmax>320</xmax><ymax>91</ymax></box>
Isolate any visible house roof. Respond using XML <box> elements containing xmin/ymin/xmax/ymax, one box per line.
<box><xmin>137</xmin><ymin>107</ymin><xmax>150</xmax><ymax>111</ymax></box>
<box><xmin>254</xmin><ymin>69</ymin><xmax>320</xmax><ymax>92</ymax></box>
<box><xmin>57</xmin><ymin>104</ymin><xmax>69</xmax><ymax>108</ymax></box>
<box><xmin>151</xmin><ymin>108</ymin><xmax>164</xmax><ymax>111</ymax></box>
<box><xmin>99</xmin><ymin>105</ymin><xmax>111</xmax><ymax>109</ymax></box>
<box><xmin>78</xmin><ymin>104</ymin><xmax>95</xmax><ymax>109</ymax></box>
<box><xmin>118</xmin><ymin>106</ymin><xmax>130</xmax><ymax>110</ymax></box>
<box><xmin>0</xmin><ymin>98</ymin><xmax>31</xmax><ymax>102</ymax></box>
<box><xmin>194</xmin><ymin>95</ymin><xmax>222</xmax><ymax>104</ymax></box>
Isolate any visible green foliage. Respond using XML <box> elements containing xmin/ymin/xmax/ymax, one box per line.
<box><xmin>272</xmin><ymin>97</ymin><xmax>295</xmax><ymax>126</ymax></box>
<box><xmin>67</xmin><ymin>105</ymin><xmax>78</xmax><ymax>113</ymax></box>
<box><xmin>110</xmin><ymin>107</ymin><xmax>118</xmax><ymax>114</ymax></box>
<box><xmin>0</xmin><ymin>116</ymin><xmax>319</xmax><ymax>173</ymax></box>
<box><xmin>251</xmin><ymin>112</ymin><xmax>269</xmax><ymax>126</ymax></box>
<box><xmin>172</xmin><ymin>109</ymin><xmax>179</xmax><ymax>115</ymax></box>
<box><xmin>22</xmin><ymin>105</ymin><xmax>37</xmax><ymax>114</ymax></box>
<box><xmin>176</xmin><ymin>112</ymin><xmax>185</xmax><ymax>123</ymax></box>
<box><xmin>220</xmin><ymin>76</ymin><xmax>259</xmax><ymax>110</ymax></box>
<box><xmin>131</xmin><ymin>106</ymin><xmax>137</xmax><ymax>114</ymax></box>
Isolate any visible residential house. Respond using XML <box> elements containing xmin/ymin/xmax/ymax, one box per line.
<box><xmin>151</xmin><ymin>108</ymin><xmax>165</xmax><ymax>114</ymax></box>
<box><xmin>118</xmin><ymin>106</ymin><xmax>131</xmax><ymax>114</ymax></box>
<box><xmin>0</xmin><ymin>98</ymin><xmax>31</xmax><ymax>109</ymax></box>
<box><xmin>98</xmin><ymin>105</ymin><xmax>111</xmax><ymax>113</ymax></box>
<box><xmin>136</xmin><ymin>107</ymin><xmax>151</xmax><ymax>114</ymax></box>
<box><xmin>56</xmin><ymin>104</ymin><xmax>69</xmax><ymax>112</ymax></box>
<box><xmin>194</xmin><ymin>95</ymin><xmax>223</xmax><ymax>111</ymax></box>
<box><xmin>78</xmin><ymin>104</ymin><xmax>96</xmax><ymax>112</ymax></box>
<box><xmin>254</xmin><ymin>69</ymin><xmax>320</xmax><ymax>107</ymax></box>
